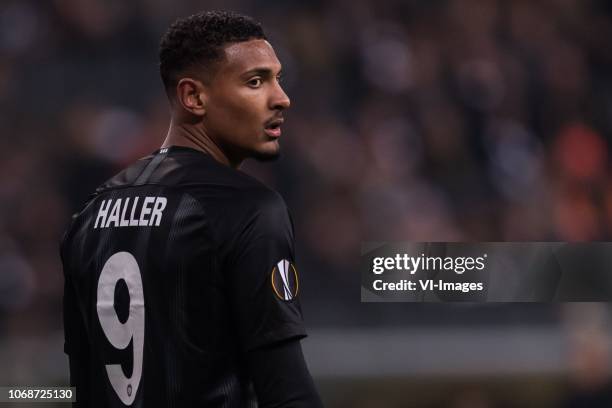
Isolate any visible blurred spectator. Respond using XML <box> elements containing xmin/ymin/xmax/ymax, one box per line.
<box><xmin>562</xmin><ymin>304</ymin><xmax>612</xmax><ymax>408</ymax></box>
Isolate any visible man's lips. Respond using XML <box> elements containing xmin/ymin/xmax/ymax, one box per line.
<box><xmin>264</xmin><ymin>127</ymin><xmax>282</xmax><ymax>138</ymax></box>
<box><xmin>264</xmin><ymin>118</ymin><xmax>284</xmax><ymax>138</ymax></box>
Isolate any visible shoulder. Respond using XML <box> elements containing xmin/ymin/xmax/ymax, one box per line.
<box><xmin>194</xmin><ymin>175</ymin><xmax>293</xmax><ymax>248</ymax></box>
<box><xmin>238</xmin><ymin>180</ymin><xmax>288</xmax><ymax>217</ymax></box>
<box><xmin>227</xmin><ymin>170</ymin><xmax>290</xmax><ymax>222</ymax></box>
<box><xmin>98</xmin><ymin>155</ymin><xmax>154</xmax><ymax>191</ymax></box>
<box><xmin>176</xmin><ymin>155</ymin><xmax>289</xmax><ymax>216</ymax></box>
<box><xmin>190</xmin><ymin>172</ymin><xmax>290</xmax><ymax>228</ymax></box>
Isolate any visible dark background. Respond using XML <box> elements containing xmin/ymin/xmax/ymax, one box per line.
<box><xmin>2</xmin><ymin>0</ymin><xmax>612</xmax><ymax>406</ymax></box>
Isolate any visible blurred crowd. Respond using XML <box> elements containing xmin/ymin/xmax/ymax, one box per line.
<box><xmin>1</xmin><ymin>0</ymin><xmax>612</xmax><ymax>350</ymax></box>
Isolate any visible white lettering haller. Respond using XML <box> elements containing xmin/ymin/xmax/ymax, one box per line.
<box><xmin>94</xmin><ymin>196</ymin><xmax>167</xmax><ymax>228</ymax></box>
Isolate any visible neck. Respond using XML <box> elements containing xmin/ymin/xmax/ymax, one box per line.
<box><xmin>161</xmin><ymin>119</ymin><xmax>241</xmax><ymax>169</ymax></box>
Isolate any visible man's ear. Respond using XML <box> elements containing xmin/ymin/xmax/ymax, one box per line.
<box><xmin>176</xmin><ymin>78</ymin><xmax>207</xmax><ymax>116</ymax></box>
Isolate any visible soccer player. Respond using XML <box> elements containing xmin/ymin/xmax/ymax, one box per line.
<box><xmin>61</xmin><ymin>11</ymin><xmax>323</xmax><ymax>407</ymax></box>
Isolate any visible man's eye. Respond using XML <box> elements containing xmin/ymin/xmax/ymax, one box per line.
<box><xmin>247</xmin><ymin>78</ymin><xmax>262</xmax><ymax>87</ymax></box>
<box><xmin>276</xmin><ymin>75</ymin><xmax>283</xmax><ymax>83</ymax></box>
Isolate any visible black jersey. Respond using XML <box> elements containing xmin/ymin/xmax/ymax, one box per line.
<box><xmin>61</xmin><ymin>146</ymin><xmax>306</xmax><ymax>407</ymax></box>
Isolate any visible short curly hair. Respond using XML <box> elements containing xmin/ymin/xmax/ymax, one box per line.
<box><xmin>159</xmin><ymin>11</ymin><xmax>266</xmax><ymax>97</ymax></box>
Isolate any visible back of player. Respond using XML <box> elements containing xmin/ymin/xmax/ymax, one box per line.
<box><xmin>61</xmin><ymin>147</ymin><xmax>305</xmax><ymax>407</ymax></box>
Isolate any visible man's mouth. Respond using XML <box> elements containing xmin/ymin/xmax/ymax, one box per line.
<box><xmin>264</xmin><ymin>118</ymin><xmax>283</xmax><ymax>138</ymax></box>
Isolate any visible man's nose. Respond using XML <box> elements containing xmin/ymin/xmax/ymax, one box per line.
<box><xmin>270</xmin><ymin>84</ymin><xmax>290</xmax><ymax>110</ymax></box>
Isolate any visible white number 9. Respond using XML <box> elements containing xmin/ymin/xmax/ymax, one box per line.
<box><xmin>97</xmin><ymin>251</ymin><xmax>144</xmax><ymax>406</ymax></box>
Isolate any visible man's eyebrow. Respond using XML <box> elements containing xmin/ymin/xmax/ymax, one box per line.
<box><xmin>241</xmin><ymin>67</ymin><xmax>283</xmax><ymax>78</ymax></box>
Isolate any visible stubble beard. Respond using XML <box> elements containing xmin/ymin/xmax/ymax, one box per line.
<box><xmin>249</xmin><ymin>138</ymin><xmax>281</xmax><ymax>162</ymax></box>
<box><xmin>251</xmin><ymin>148</ymin><xmax>281</xmax><ymax>162</ymax></box>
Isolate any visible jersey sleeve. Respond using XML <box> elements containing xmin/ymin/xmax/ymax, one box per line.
<box><xmin>60</xmin><ymin>224</ymin><xmax>86</xmax><ymax>357</ymax></box>
<box><xmin>61</xmin><ymin>235</ymin><xmax>92</xmax><ymax>406</ymax></box>
<box><xmin>224</xmin><ymin>191</ymin><xmax>306</xmax><ymax>352</ymax></box>
<box><xmin>247</xmin><ymin>339</ymin><xmax>323</xmax><ymax>408</ymax></box>
<box><xmin>63</xmin><ymin>273</ymin><xmax>85</xmax><ymax>356</ymax></box>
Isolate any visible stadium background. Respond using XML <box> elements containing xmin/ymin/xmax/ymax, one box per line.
<box><xmin>2</xmin><ymin>0</ymin><xmax>612</xmax><ymax>406</ymax></box>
